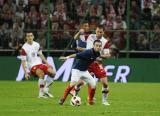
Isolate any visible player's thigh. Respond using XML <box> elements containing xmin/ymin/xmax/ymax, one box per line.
<box><xmin>100</xmin><ymin>77</ymin><xmax>108</xmax><ymax>83</ymax></box>
<box><xmin>70</xmin><ymin>69</ymin><xmax>81</xmax><ymax>83</ymax></box>
<box><xmin>35</xmin><ymin>69</ymin><xmax>45</xmax><ymax>79</ymax></box>
<box><xmin>81</xmin><ymin>71</ymin><xmax>96</xmax><ymax>88</ymax></box>
<box><xmin>100</xmin><ymin>77</ymin><xmax>108</xmax><ymax>87</ymax></box>
<box><xmin>89</xmin><ymin>62</ymin><xmax>106</xmax><ymax>78</ymax></box>
<box><xmin>47</xmin><ymin>67</ymin><xmax>55</xmax><ymax>76</ymax></box>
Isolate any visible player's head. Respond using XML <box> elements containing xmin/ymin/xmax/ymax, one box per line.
<box><xmin>93</xmin><ymin>40</ymin><xmax>102</xmax><ymax>52</ymax></box>
<box><xmin>81</xmin><ymin>21</ymin><xmax>89</xmax><ymax>32</ymax></box>
<box><xmin>25</xmin><ymin>31</ymin><xmax>34</xmax><ymax>44</ymax></box>
<box><xmin>95</xmin><ymin>25</ymin><xmax>104</xmax><ymax>39</ymax></box>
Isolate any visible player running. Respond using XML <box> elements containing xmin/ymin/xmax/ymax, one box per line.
<box><xmin>59</xmin><ymin>40</ymin><xmax>102</xmax><ymax>105</ymax></box>
<box><xmin>20</xmin><ymin>31</ymin><xmax>56</xmax><ymax>98</ymax></box>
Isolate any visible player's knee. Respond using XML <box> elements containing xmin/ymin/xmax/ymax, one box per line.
<box><xmin>103</xmin><ymin>83</ymin><xmax>108</xmax><ymax>88</ymax></box>
<box><xmin>102</xmin><ymin>86</ymin><xmax>109</xmax><ymax>93</ymax></box>
<box><xmin>49</xmin><ymin>72</ymin><xmax>55</xmax><ymax>77</ymax></box>
<box><xmin>48</xmin><ymin>68</ymin><xmax>55</xmax><ymax>77</ymax></box>
<box><xmin>70</xmin><ymin>81</ymin><xmax>77</xmax><ymax>87</ymax></box>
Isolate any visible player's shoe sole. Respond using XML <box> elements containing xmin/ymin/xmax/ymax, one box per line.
<box><xmin>102</xmin><ymin>101</ymin><xmax>110</xmax><ymax>106</ymax></box>
<box><xmin>44</xmin><ymin>92</ymin><xmax>53</xmax><ymax>98</ymax></box>
<box><xmin>38</xmin><ymin>95</ymin><xmax>48</xmax><ymax>99</ymax></box>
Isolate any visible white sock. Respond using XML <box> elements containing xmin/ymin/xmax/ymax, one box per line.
<box><xmin>44</xmin><ymin>76</ymin><xmax>53</xmax><ymax>92</ymax></box>
<box><xmin>38</xmin><ymin>78</ymin><xmax>45</xmax><ymax>95</ymax></box>
<box><xmin>102</xmin><ymin>87</ymin><xmax>108</xmax><ymax>102</ymax></box>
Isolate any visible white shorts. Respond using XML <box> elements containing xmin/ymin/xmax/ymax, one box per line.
<box><xmin>70</xmin><ymin>69</ymin><xmax>96</xmax><ymax>88</ymax></box>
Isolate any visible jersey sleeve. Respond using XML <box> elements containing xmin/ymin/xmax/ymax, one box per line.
<box><xmin>76</xmin><ymin>50</ymin><xmax>91</xmax><ymax>59</ymax></box>
<box><xmin>86</xmin><ymin>35</ymin><xmax>94</xmax><ymax>49</ymax></box>
<box><xmin>103</xmin><ymin>41</ymin><xmax>110</xmax><ymax>54</ymax></box>
<box><xmin>20</xmin><ymin>48</ymin><xmax>27</xmax><ymax>61</ymax></box>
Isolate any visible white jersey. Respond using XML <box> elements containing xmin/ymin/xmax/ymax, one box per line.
<box><xmin>86</xmin><ymin>34</ymin><xmax>110</xmax><ymax>54</ymax></box>
<box><xmin>21</xmin><ymin>41</ymin><xmax>42</xmax><ymax>69</ymax></box>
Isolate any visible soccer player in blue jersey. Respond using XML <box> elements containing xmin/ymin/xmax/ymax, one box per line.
<box><xmin>73</xmin><ymin>21</ymin><xmax>91</xmax><ymax>52</ymax></box>
<box><xmin>59</xmin><ymin>40</ymin><xmax>102</xmax><ymax>105</ymax></box>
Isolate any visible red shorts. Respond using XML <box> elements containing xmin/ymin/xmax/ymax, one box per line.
<box><xmin>88</xmin><ymin>61</ymin><xmax>106</xmax><ymax>78</ymax></box>
<box><xmin>31</xmin><ymin>64</ymin><xmax>49</xmax><ymax>76</ymax></box>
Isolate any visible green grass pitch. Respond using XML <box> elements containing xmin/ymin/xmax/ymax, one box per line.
<box><xmin>0</xmin><ymin>81</ymin><xmax>160</xmax><ymax>116</ymax></box>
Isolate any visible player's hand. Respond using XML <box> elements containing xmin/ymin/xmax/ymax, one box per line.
<box><xmin>25</xmin><ymin>73</ymin><xmax>30</xmax><ymax>80</ymax></box>
<box><xmin>79</xmin><ymin>29</ymin><xmax>85</xmax><ymax>34</ymax></box>
<box><xmin>59</xmin><ymin>56</ymin><xmax>67</xmax><ymax>61</ymax></box>
<box><xmin>100</xmin><ymin>54</ymin><xmax>111</xmax><ymax>58</ymax></box>
<box><xmin>96</xmin><ymin>57</ymin><xmax>102</xmax><ymax>61</ymax></box>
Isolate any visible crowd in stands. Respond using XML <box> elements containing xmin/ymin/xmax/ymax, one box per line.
<box><xmin>0</xmin><ymin>0</ymin><xmax>160</xmax><ymax>52</ymax></box>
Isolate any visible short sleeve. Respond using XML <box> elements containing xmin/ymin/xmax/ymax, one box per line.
<box><xmin>86</xmin><ymin>35</ymin><xmax>94</xmax><ymax>49</ymax></box>
<box><xmin>20</xmin><ymin>48</ymin><xmax>27</xmax><ymax>61</ymax></box>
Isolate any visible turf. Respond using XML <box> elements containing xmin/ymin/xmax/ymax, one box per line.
<box><xmin>0</xmin><ymin>81</ymin><xmax>160</xmax><ymax>116</ymax></box>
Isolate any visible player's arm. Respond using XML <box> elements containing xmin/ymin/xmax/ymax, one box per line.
<box><xmin>76</xmin><ymin>46</ymin><xmax>86</xmax><ymax>52</ymax></box>
<box><xmin>21</xmin><ymin>49</ymin><xmax>29</xmax><ymax>80</ymax></box>
<box><xmin>100</xmin><ymin>40</ymin><xmax>111</xmax><ymax>58</ymax></box>
<box><xmin>100</xmin><ymin>53</ymin><xmax>111</xmax><ymax>58</ymax></box>
<box><xmin>60</xmin><ymin>50</ymin><xmax>90</xmax><ymax>60</ymax></box>
<box><xmin>86</xmin><ymin>35</ymin><xmax>94</xmax><ymax>49</ymax></box>
<box><xmin>74</xmin><ymin>29</ymin><xmax>84</xmax><ymax>40</ymax></box>
<box><xmin>59</xmin><ymin>54</ymin><xmax>77</xmax><ymax>61</ymax></box>
<box><xmin>100</xmin><ymin>48</ymin><xmax>110</xmax><ymax>58</ymax></box>
<box><xmin>21</xmin><ymin>60</ymin><xmax>30</xmax><ymax>80</ymax></box>
<box><xmin>38</xmin><ymin>51</ymin><xmax>51</xmax><ymax>67</ymax></box>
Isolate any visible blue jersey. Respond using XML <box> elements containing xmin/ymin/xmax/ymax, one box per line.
<box><xmin>76</xmin><ymin>32</ymin><xmax>91</xmax><ymax>51</ymax></box>
<box><xmin>77</xmin><ymin>39</ymin><xmax>86</xmax><ymax>48</ymax></box>
<box><xmin>73</xmin><ymin>48</ymin><xmax>100</xmax><ymax>71</ymax></box>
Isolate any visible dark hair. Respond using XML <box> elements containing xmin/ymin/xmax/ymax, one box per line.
<box><xmin>81</xmin><ymin>20</ymin><xmax>89</xmax><ymax>25</ymax></box>
<box><xmin>25</xmin><ymin>30</ymin><xmax>33</xmax><ymax>34</ymax></box>
<box><xmin>96</xmin><ymin>25</ymin><xmax>104</xmax><ymax>30</ymax></box>
<box><xmin>93</xmin><ymin>40</ymin><xmax>102</xmax><ymax>45</ymax></box>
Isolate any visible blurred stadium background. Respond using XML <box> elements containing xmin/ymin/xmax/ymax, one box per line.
<box><xmin>0</xmin><ymin>0</ymin><xmax>160</xmax><ymax>115</ymax></box>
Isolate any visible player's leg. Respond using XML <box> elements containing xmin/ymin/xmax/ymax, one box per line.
<box><xmin>59</xmin><ymin>69</ymin><xmax>81</xmax><ymax>105</ymax></box>
<box><xmin>44</xmin><ymin>67</ymin><xmax>56</xmax><ymax>97</ymax></box>
<box><xmin>100</xmin><ymin>77</ymin><xmax>110</xmax><ymax>105</ymax></box>
<box><xmin>70</xmin><ymin>63</ymin><xmax>95</xmax><ymax>97</ymax></box>
<box><xmin>70</xmin><ymin>79</ymin><xmax>84</xmax><ymax>96</ymax></box>
<box><xmin>82</xmin><ymin>71</ymin><xmax>96</xmax><ymax>105</ymax></box>
<box><xmin>92</xmin><ymin>61</ymin><xmax>110</xmax><ymax>105</ymax></box>
<box><xmin>35</xmin><ymin>68</ymin><xmax>47</xmax><ymax>98</ymax></box>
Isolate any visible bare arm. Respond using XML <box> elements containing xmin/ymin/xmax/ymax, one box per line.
<box><xmin>59</xmin><ymin>54</ymin><xmax>77</xmax><ymax>61</ymax></box>
<box><xmin>38</xmin><ymin>51</ymin><xmax>50</xmax><ymax>66</ymax></box>
<box><xmin>21</xmin><ymin>60</ymin><xmax>29</xmax><ymax>80</ymax></box>
<box><xmin>74</xmin><ymin>29</ymin><xmax>84</xmax><ymax>40</ymax></box>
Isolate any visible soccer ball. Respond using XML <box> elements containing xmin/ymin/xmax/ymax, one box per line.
<box><xmin>70</xmin><ymin>96</ymin><xmax>81</xmax><ymax>106</ymax></box>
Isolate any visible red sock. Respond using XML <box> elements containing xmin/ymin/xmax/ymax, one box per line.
<box><xmin>88</xmin><ymin>85</ymin><xmax>92</xmax><ymax>97</ymax></box>
<box><xmin>89</xmin><ymin>88</ymin><xmax>96</xmax><ymax>102</ymax></box>
<box><xmin>62</xmin><ymin>85</ymin><xmax>74</xmax><ymax>100</ymax></box>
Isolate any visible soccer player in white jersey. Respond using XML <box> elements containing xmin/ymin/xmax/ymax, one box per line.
<box><xmin>71</xmin><ymin>25</ymin><xmax>111</xmax><ymax>105</ymax></box>
<box><xmin>20</xmin><ymin>31</ymin><xmax>56</xmax><ymax>98</ymax></box>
